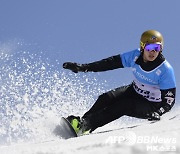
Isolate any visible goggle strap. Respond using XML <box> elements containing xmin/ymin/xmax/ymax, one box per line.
<box><xmin>140</xmin><ymin>41</ymin><xmax>146</xmax><ymax>49</ymax></box>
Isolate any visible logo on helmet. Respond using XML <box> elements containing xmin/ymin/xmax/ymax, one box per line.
<box><xmin>150</xmin><ymin>35</ymin><xmax>158</xmax><ymax>42</ymax></box>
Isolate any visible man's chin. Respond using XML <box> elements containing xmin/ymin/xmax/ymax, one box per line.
<box><xmin>148</xmin><ymin>56</ymin><xmax>156</xmax><ymax>61</ymax></box>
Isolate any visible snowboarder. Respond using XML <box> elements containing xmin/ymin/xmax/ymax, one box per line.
<box><xmin>63</xmin><ymin>30</ymin><xmax>176</xmax><ymax>135</ymax></box>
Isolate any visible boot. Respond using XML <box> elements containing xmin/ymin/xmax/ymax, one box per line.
<box><xmin>66</xmin><ymin>115</ymin><xmax>92</xmax><ymax>135</ymax></box>
<box><xmin>66</xmin><ymin>115</ymin><xmax>81</xmax><ymax>134</ymax></box>
<box><xmin>77</xmin><ymin>118</ymin><xmax>92</xmax><ymax>135</ymax></box>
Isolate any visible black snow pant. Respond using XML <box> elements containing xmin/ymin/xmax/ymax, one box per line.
<box><xmin>82</xmin><ymin>83</ymin><xmax>162</xmax><ymax>132</ymax></box>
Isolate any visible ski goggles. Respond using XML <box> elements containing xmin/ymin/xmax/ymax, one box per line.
<box><xmin>144</xmin><ymin>44</ymin><xmax>162</xmax><ymax>52</ymax></box>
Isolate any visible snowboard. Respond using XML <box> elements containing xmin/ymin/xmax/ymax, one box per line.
<box><xmin>53</xmin><ymin>117</ymin><xmax>78</xmax><ymax>139</ymax></box>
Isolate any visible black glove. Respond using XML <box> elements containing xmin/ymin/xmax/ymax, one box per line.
<box><xmin>147</xmin><ymin>112</ymin><xmax>161</xmax><ymax>121</ymax></box>
<box><xmin>63</xmin><ymin>62</ymin><xmax>86</xmax><ymax>73</ymax></box>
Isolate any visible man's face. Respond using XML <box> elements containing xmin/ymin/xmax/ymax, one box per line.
<box><xmin>143</xmin><ymin>49</ymin><xmax>160</xmax><ymax>62</ymax></box>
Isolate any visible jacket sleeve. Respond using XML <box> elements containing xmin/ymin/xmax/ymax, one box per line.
<box><xmin>157</xmin><ymin>88</ymin><xmax>176</xmax><ymax>116</ymax></box>
<box><xmin>81</xmin><ymin>55</ymin><xmax>124</xmax><ymax>72</ymax></box>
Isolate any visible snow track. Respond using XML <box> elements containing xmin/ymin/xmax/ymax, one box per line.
<box><xmin>1</xmin><ymin>113</ymin><xmax>180</xmax><ymax>154</ymax></box>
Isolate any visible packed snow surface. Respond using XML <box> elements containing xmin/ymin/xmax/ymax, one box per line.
<box><xmin>1</xmin><ymin>112</ymin><xmax>180</xmax><ymax>154</ymax></box>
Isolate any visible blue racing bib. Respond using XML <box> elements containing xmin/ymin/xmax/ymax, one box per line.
<box><xmin>120</xmin><ymin>49</ymin><xmax>176</xmax><ymax>102</ymax></box>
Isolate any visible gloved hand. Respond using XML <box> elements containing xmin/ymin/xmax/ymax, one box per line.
<box><xmin>147</xmin><ymin>112</ymin><xmax>161</xmax><ymax>121</ymax></box>
<box><xmin>63</xmin><ymin>62</ymin><xmax>83</xmax><ymax>73</ymax></box>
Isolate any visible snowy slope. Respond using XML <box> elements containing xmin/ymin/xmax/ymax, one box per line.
<box><xmin>1</xmin><ymin>111</ymin><xmax>180</xmax><ymax>154</ymax></box>
<box><xmin>0</xmin><ymin>49</ymin><xmax>179</xmax><ymax>154</ymax></box>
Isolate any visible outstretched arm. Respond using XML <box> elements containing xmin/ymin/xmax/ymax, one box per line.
<box><xmin>63</xmin><ymin>55</ymin><xmax>124</xmax><ymax>73</ymax></box>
